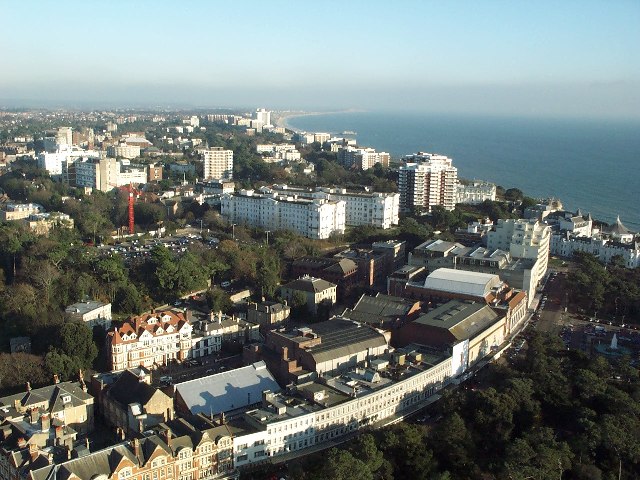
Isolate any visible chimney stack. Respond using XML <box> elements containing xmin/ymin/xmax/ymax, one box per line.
<box><xmin>163</xmin><ymin>428</ymin><xmax>172</xmax><ymax>449</ymax></box>
<box><xmin>281</xmin><ymin>346</ymin><xmax>288</xmax><ymax>360</ymax></box>
<box><xmin>28</xmin><ymin>443</ymin><xmax>38</xmax><ymax>463</ymax></box>
<box><xmin>132</xmin><ymin>438</ymin><xmax>140</xmax><ymax>458</ymax></box>
<box><xmin>41</xmin><ymin>413</ymin><xmax>51</xmax><ymax>432</ymax></box>
<box><xmin>53</xmin><ymin>374</ymin><xmax>59</xmax><ymax>384</ymax></box>
<box><xmin>26</xmin><ymin>382</ymin><xmax>31</xmax><ymax>392</ymax></box>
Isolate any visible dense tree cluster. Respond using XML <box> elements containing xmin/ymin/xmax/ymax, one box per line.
<box><xmin>567</xmin><ymin>251</ymin><xmax>640</xmax><ymax>321</ymax></box>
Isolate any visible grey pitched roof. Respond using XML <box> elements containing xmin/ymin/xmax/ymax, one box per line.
<box><xmin>609</xmin><ymin>215</ymin><xmax>632</xmax><ymax>235</ymax></box>
<box><xmin>174</xmin><ymin>361</ymin><xmax>280</xmax><ymax>415</ymax></box>
<box><xmin>413</xmin><ymin>300</ymin><xmax>501</xmax><ymax>342</ymax></box>
<box><xmin>343</xmin><ymin>294</ymin><xmax>417</xmax><ymax>325</ymax></box>
<box><xmin>0</xmin><ymin>381</ymin><xmax>91</xmax><ymax>416</ymax></box>
<box><xmin>302</xmin><ymin>319</ymin><xmax>388</xmax><ymax>363</ymax></box>
<box><xmin>283</xmin><ymin>276</ymin><xmax>336</xmax><ymax>293</ymax></box>
<box><xmin>107</xmin><ymin>370</ymin><xmax>161</xmax><ymax>407</ymax></box>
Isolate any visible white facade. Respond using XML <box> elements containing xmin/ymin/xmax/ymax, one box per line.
<box><xmin>118</xmin><ymin>164</ymin><xmax>148</xmax><ymax>186</ymax></box>
<box><xmin>73</xmin><ymin>157</ymin><xmax>118</xmax><ymax>192</ymax></box>
<box><xmin>37</xmin><ymin>150</ymin><xmax>69</xmax><ymax>176</ymax></box>
<box><xmin>312</xmin><ymin>188</ymin><xmax>399</xmax><ymax>229</ymax></box>
<box><xmin>455</xmin><ymin>181</ymin><xmax>497</xmax><ymax>205</ymax></box>
<box><xmin>337</xmin><ymin>146</ymin><xmax>390</xmax><ymax>170</ymax></box>
<box><xmin>234</xmin><ymin>354</ymin><xmax>452</xmax><ymax>469</ymax></box>
<box><xmin>487</xmin><ymin>219</ymin><xmax>551</xmax><ymax>285</ymax></box>
<box><xmin>551</xmin><ymin>234</ymin><xmax>640</xmax><ymax>268</ymax></box>
<box><xmin>107</xmin><ymin>144</ymin><xmax>141</xmax><ymax>159</ymax></box>
<box><xmin>221</xmin><ymin>190</ymin><xmax>346</xmax><ymax>240</ymax></box>
<box><xmin>399</xmin><ymin>153</ymin><xmax>458</xmax><ymax>212</ymax></box>
<box><xmin>255</xmin><ymin>108</ymin><xmax>272</xmax><ymax>127</ymax></box>
<box><xmin>65</xmin><ymin>301</ymin><xmax>112</xmax><ymax>330</ymax></box>
<box><xmin>109</xmin><ymin>311</ymin><xmax>193</xmax><ymax>372</ymax></box>
<box><xmin>203</xmin><ymin>148</ymin><xmax>234</xmax><ymax>180</ymax></box>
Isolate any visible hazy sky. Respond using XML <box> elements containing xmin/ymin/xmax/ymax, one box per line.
<box><xmin>2</xmin><ymin>0</ymin><xmax>639</xmax><ymax>117</ymax></box>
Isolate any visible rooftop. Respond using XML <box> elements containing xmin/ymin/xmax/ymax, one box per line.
<box><xmin>413</xmin><ymin>300</ymin><xmax>501</xmax><ymax>342</ymax></box>
<box><xmin>174</xmin><ymin>361</ymin><xmax>280</xmax><ymax>416</ymax></box>
<box><xmin>282</xmin><ymin>276</ymin><xmax>337</xmax><ymax>293</ymax></box>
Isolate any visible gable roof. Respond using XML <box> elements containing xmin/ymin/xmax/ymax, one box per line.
<box><xmin>283</xmin><ymin>276</ymin><xmax>336</xmax><ymax>293</ymax></box>
<box><xmin>413</xmin><ymin>300</ymin><xmax>501</xmax><ymax>342</ymax></box>
<box><xmin>107</xmin><ymin>370</ymin><xmax>167</xmax><ymax>407</ymax></box>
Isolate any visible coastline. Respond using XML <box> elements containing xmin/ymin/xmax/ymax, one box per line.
<box><xmin>272</xmin><ymin>109</ymin><xmax>363</xmax><ymax>132</ymax></box>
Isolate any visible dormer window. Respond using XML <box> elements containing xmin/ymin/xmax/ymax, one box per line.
<box><xmin>119</xmin><ymin>467</ymin><xmax>132</xmax><ymax>479</ymax></box>
<box><xmin>62</xmin><ymin>395</ymin><xmax>71</xmax><ymax>404</ymax></box>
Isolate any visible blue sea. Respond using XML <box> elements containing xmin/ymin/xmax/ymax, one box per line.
<box><xmin>285</xmin><ymin>112</ymin><xmax>640</xmax><ymax>230</ymax></box>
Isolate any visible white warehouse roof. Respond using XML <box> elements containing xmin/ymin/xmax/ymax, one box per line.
<box><xmin>174</xmin><ymin>361</ymin><xmax>280</xmax><ymax>415</ymax></box>
<box><xmin>423</xmin><ymin>268</ymin><xmax>500</xmax><ymax>298</ymax></box>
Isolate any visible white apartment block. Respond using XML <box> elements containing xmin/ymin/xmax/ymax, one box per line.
<box><xmin>455</xmin><ymin>181</ymin><xmax>497</xmax><ymax>205</ymax></box>
<box><xmin>71</xmin><ymin>158</ymin><xmax>146</xmax><ymax>191</ymax></box>
<box><xmin>255</xmin><ymin>108</ymin><xmax>272</xmax><ymax>127</ymax></box>
<box><xmin>107</xmin><ymin>144</ymin><xmax>141</xmax><ymax>159</ymax></box>
<box><xmin>399</xmin><ymin>153</ymin><xmax>458</xmax><ymax>212</ymax></box>
<box><xmin>487</xmin><ymin>219</ymin><xmax>551</xmax><ymax>285</ymax></box>
<box><xmin>268</xmin><ymin>185</ymin><xmax>399</xmax><ymax>230</ymax></box>
<box><xmin>203</xmin><ymin>147</ymin><xmax>234</xmax><ymax>180</ymax></box>
<box><xmin>337</xmin><ymin>146</ymin><xmax>390</xmax><ymax>170</ymax></box>
<box><xmin>73</xmin><ymin>157</ymin><xmax>118</xmax><ymax>192</ymax></box>
<box><xmin>118</xmin><ymin>164</ymin><xmax>148</xmax><ymax>186</ymax></box>
<box><xmin>312</xmin><ymin>188</ymin><xmax>399</xmax><ymax>229</ymax></box>
<box><xmin>56</xmin><ymin>127</ymin><xmax>73</xmax><ymax>147</ymax></box>
<box><xmin>37</xmin><ymin>150</ymin><xmax>69</xmax><ymax>176</ymax></box>
<box><xmin>256</xmin><ymin>144</ymin><xmax>302</xmax><ymax>163</ymax></box>
<box><xmin>221</xmin><ymin>189</ymin><xmax>346</xmax><ymax>240</ymax></box>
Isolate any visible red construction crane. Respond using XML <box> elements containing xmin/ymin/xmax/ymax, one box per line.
<box><xmin>110</xmin><ymin>182</ymin><xmax>140</xmax><ymax>235</ymax></box>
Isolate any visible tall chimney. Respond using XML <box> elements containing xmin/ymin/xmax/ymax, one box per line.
<box><xmin>41</xmin><ymin>413</ymin><xmax>51</xmax><ymax>432</ymax></box>
<box><xmin>163</xmin><ymin>428</ymin><xmax>172</xmax><ymax>449</ymax></box>
<box><xmin>28</xmin><ymin>443</ymin><xmax>38</xmax><ymax>463</ymax></box>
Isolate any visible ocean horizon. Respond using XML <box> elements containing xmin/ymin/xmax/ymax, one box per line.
<box><xmin>285</xmin><ymin>111</ymin><xmax>640</xmax><ymax>230</ymax></box>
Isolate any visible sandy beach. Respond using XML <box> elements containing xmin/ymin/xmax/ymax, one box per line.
<box><xmin>272</xmin><ymin>109</ymin><xmax>362</xmax><ymax>132</ymax></box>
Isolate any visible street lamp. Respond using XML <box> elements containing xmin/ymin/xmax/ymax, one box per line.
<box><xmin>265</xmin><ymin>230</ymin><xmax>270</xmax><ymax>246</ymax></box>
<box><xmin>232</xmin><ymin>223</ymin><xmax>236</xmax><ymax>241</ymax></box>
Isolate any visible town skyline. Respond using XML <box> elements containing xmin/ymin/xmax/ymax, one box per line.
<box><xmin>2</xmin><ymin>0</ymin><xmax>639</xmax><ymax>118</ymax></box>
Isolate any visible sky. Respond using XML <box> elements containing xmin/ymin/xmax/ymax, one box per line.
<box><xmin>1</xmin><ymin>0</ymin><xmax>639</xmax><ymax>118</ymax></box>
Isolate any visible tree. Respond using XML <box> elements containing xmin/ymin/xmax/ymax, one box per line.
<box><xmin>256</xmin><ymin>250</ymin><xmax>280</xmax><ymax>299</ymax></box>
<box><xmin>114</xmin><ymin>283</ymin><xmax>143</xmax><ymax>314</ymax></box>
<box><xmin>53</xmin><ymin>322</ymin><xmax>98</xmax><ymax>370</ymax></box>
<box><xmin>205</xmin><ymin>287</ymin><xmax>232</xmax><ymax>313</ymax></box>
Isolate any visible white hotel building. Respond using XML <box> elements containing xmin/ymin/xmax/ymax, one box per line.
<box><xmin>399</xmin><ymin>153</ymin><xmax>458</xmax><ymax>212</ymax></box>
<box><xmin>487</xmin><ymin>218</ymin><xmax>551</xmax><ymax>286</ymax></box>
<box><xmin>221</xmin><ymin>189</ymin><xmax>346</xmax><ymax>240</ymax></box>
